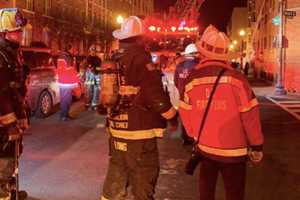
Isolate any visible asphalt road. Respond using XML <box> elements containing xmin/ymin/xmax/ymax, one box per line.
<box><xmin>19</xmin><ymin>88</ymin><xmax>300</xmax><ymax>200</ymax></box>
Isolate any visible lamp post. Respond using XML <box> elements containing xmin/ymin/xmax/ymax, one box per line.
<box><xmin>275</xmin><ymin>0</ymin><xmax>287</xmax><ymax>96</ymax></box>
<box><xmin>239</xmin><ymin>29</ymin><xmax>246</xmax><ymax>71</ymax></box>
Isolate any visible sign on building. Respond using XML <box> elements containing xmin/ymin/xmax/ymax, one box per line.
<box><xmin>284</xmin><ymin>10</ymin><xmax>296</xmax><ymax>19</ymax></box>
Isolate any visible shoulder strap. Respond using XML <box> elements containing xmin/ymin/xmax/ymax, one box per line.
<box><xmin>195</xmin><ymin>68</ymin><xmax>227</xmax><ymax>144</ymax></box>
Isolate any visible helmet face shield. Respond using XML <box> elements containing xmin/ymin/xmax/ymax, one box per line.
<box><xmin>0</xmin><ymin>8</ymin><xmax>27</xmax><ymax>33</ymax></box>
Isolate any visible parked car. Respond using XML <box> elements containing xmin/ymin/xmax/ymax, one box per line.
<box><xmin>21</xmin><ymin>47</ymin><xmax>60</xmax><ymax>118</ymax></box>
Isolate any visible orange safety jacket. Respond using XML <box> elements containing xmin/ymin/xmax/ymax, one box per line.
<box><xmin>179</xmin><ymin>60</ymin><xmax>264</xmax><ymax>162</ymax></box>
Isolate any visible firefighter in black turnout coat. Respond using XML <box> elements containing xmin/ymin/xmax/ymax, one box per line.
<box><xmin>0</xmin><ymin>8</ymin><xmax>29</xmax><ymax>200</ymax></box>
<box><xmin>101</xmin><ymin>16</ymin><xmax>177</xmax><ymax>200</ymax></box>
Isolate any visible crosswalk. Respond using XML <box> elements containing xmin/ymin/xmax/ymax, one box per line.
<box><xmin>267</xmin><ymin>96</ymin><xmax>300</xmax><ymax>121</ymax></box>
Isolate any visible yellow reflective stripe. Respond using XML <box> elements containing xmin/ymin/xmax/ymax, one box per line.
<box><xmin>161</xmin><ymin>107</ymin><xmax>176</xmax><ymax>119</ymax></box>
<box><xmin>100</xmin><ymin>196</ymin><xmax>109</xmax><ymax>200</ymax></box>
<box><xmin>239</xmin><ymin>98</ymin><xmax>259</xmax><ymax>113</ymax></box>
<box><xmin>109</xmin><ymin>128</ymin><xmax>164</xmax><ymax>140</ymax></box>
<box><xmin>179</xmin><ymin>100</ymin><xmax>192</xmax><ymax>110</ymax></box>
<box><xmin>199</xmin><ymin>144</ymin><xmax>248</xmax><ymax>157</ymax></box>
<box><xmin>119</xmin><ymin>85</ymin><xmax>140</xmax><ymax>95</ymax></box>
<box><xmin>0</xmin><ymin>112</ymin><xmax>17</xmax><ymax>125</ymax></box>
<box><xmin>0</xmin><ymin>197</ymin><xmax>10</xmax><ymax>200</ymax></box>
<box><xmin>113</xmin><ymin>141</ymin><xmax>127</xmax><ymax>151</ymax></box>
<box><xmin>185</xmin><ymin>76</ymin><xmax>232</xmax><ymax>93</ymax></box>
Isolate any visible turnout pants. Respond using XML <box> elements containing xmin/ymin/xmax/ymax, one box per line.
<box><xmin>199</xmin><ymin>157</ymin><xmax>246</xmax><ymax>200</ymax></box>
<box><xmin>102</xmin><ymin>137</ymin><xmax>159</xmax><ymax>200</ymax></box>
<box><xmin>0</xmin><ymin>138</ymin><xmax>16</xmax><ymax>198</ymax></box>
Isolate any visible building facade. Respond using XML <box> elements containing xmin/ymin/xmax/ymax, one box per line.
<box><xmin>249</xmin><ymin>0</ymin><xmax>300</xmax><ymax>93</ymax></box>
<box><xmin>0</xmin><ymin>0</ymin><xmax>154</xmax><ymax>55</ymax></box>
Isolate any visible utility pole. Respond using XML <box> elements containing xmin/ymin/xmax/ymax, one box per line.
<box><xmin>275</xmin><ymin>0</ymin><xmax>287</xmax><ymax>96</ymax></box>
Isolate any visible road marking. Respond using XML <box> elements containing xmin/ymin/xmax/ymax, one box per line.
<box><xmin>266</xmin><ymin>96</ymin><xmax>300</xmax><ymax>121</ymax></box>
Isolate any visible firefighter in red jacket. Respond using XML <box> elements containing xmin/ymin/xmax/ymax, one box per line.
<box><xmin>0</xmin><ymin>8</ymin><xmax>29</xmax><ymax>200</ymax></box>
<box><xmin>179</xmin><ymin>25</ymin><xmax>264</xmax><ymax>200</ymax></box>
<box><xmin>57</xmin><ymin>52</ymin><xmax>80</xmax><ymax>121</ymax></box>
<box><xmin>101</xmin><ymin>16</ymin><xmax>177</xmax><ymax>200</ymax></box>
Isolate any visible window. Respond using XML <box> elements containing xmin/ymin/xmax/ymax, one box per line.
<box><xmin>264</xmin><ymin>37</ymin><xmax>267</xmax><ymax>49</ymax></box>
<box><xmin>26</xmin><ymin>0</ymin><xmax>34</xmax><ymax>11</ymax></box>
<box><xmin>45</xmin><ymin>0</ymin><xmax>52</xmax><ymax>15</ymax></box>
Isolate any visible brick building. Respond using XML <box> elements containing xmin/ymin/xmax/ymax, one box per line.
<box><xmin>0</xmin><ymin>0</ymin><xmax>154</xmax><ymax>55</ymax></box>
<box><xmin>248</xmin><ymin>0</ymin><xmax>300</xmax><ymax>93</ymax></box>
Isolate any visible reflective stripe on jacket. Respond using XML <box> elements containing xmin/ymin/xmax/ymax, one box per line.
<box><xmin>108</xmin><ymin>43</ymin><xmax>175</xmax><ymax>140</ymax></box>
<box><xmin>179</xmin><ymin>60</ymin><xmax>264</xmax><ymax>159</ymax></box>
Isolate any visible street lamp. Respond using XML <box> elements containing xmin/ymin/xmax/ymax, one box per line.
<box><xmin>116</xmin><ymin>15</ymin><xmax>124</xmax><ymax>24</ymax></box>
<box><xmin>275</xmin><ymin>0</ymin><xmax>287</xmax><ymax>95</ymax></box>
<box><xmin>239</xmin><ymin>29</ymin><xmax>246</xmax><ymax>71</ymax></box>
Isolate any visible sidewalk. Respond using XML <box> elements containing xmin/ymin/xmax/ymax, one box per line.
<box><xmin>249</xmin><ymin>78</ymin><xmax>300</xmax><ymax>121</ymax></box>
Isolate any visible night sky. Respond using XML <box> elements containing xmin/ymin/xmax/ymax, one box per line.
<box><xmin>154</xmin><ymin>0</ymin><xmax>177</xmax><ymax>11</ymax></box>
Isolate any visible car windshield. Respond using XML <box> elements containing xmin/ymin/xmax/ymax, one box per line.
<box><xmin>22</xmin><ymin>51</ymin><xmax>53</xmax><ymax>68</ymax></box>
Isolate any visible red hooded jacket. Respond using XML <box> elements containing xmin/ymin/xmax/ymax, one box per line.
<box><xmin>56</xmin><ymin>59</ymin><xmax>79</xmax><ymax>88</ymax></box>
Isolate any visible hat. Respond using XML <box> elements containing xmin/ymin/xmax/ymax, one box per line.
<box><xmin>181</xmin><ymin>43</ymin><xmax>199</xmax><ymax>56</ymax></box>
<box><xmin>0</xmin><ymin>8</ymin><xmax>27</xmax><ymax>32</ymax></box>
<box><xmin>113</xmin><ymin>16</ymin><xmax>144</xmax><ymax>40</ymax></box>
<box><xmin>58</xmin><ymin>51</ymin><xmax>73</xmax><ymax>66</ymax></box>
<box><xmin>197</xmin><ymin>25</ymin><xmax>231</xmax><ymax>61</ymax></box>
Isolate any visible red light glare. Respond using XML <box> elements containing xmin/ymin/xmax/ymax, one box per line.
<box><xmin>149</xmin><ymin>26</ymin><xmax>156</xmax><ymax>32</ymax></box>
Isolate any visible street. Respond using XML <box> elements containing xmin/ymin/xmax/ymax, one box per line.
<box><xmin>19</xmin><ymin>82</ymin><xmax>300</xmax><ymax>200</ymax></box>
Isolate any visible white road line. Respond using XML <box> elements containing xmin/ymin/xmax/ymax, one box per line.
<box><xmin>276</xmin><ymin>101</ymin><xmax>300</xmax><ymax>104</ymax></box>
<box><xmin>266</xmin><ymin>96</ymin><xmax>300</xmax><ymax>121</ymax></box>
<box><xmin>284</xmin><ymin>105</ymin><xmax>300</xmax><ymax>108</ymax></box>
<box><xmin>287</xmin><ymin>109</ymin><xmax>300</xmax><ymax>112</ymax></box>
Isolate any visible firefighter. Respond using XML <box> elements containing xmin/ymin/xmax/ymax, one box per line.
<box><xmin>0</xmin><ymin>8</ymin><xmax>29</xmax><ymax>200</ymax></box>
<box><xmin>179</xmin><ymin>25</ymin><xmax>264</xmax><ymax>200</ymax></box>
<box><xmin>101</xmin><ymin>16</ymin><xmax>178</xmax><ymax>200</ymax></box>
<box><xmin>85</xmin><ymin>45</ymin><xmax>102</xmax><ymax>110</ymax></box>
<box><xmin>174</xmin><ymin>43</ymin><xmax>200</xmax><ymax>145</ymax></box>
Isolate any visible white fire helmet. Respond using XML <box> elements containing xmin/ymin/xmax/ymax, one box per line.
<box><xmin>113</xmin><ymin>16</ymin><xmax>144</xmax><ymax>40</ymax></box>
<box><xmin>181</xmin><ymin>43</ymin><xmax>199</xmax><ymax>56</ymax></box>
<box><xmin>0</xmin><ymin>8</ymin><xmax>27</xmax><ymax>32</ymax></box>
<box><xmin>197</xmin><ymin>25</ymin><xmax>231</xmax><ymax>61</ymax></box>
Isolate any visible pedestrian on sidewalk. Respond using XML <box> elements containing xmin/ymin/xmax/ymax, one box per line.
<box><xmin>179</xmin><ymin>25</ymin><xmax>264</xmax><ymax>200</ymax></box>
<box><xmin>57</xmin><ymin>52</ymin><xmax>80</xmax><ymax>121</ymax></box>
<box><xmin>174</xmin><ymin>43</ymin><xmax>200</xmax><ymax>145</ymax></box>
<box><xmin>101</xmin><ymin>16</ymin><xmax>178</xmax><ymax>200</ymax></box>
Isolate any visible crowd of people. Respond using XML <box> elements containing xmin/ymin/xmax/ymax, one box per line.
<box><xmin>0</xmin><ymin>7</ymin><xmax>264</xmax><ymax>200</ymax></box>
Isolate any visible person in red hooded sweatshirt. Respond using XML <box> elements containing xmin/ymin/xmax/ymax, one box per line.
<box><xmin>179</xmin><ymin>25</ymin><xmax>264</xmax><ymax>200</ymax></box>
<box><xmin>57</xmin><ymin>52</ymin><xmax>80</xmax><ymax>121</ymax></box>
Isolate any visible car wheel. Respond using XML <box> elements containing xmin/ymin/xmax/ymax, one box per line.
<box><xmin>35</xmin><ymin>90</ymin><xmax>53</xmax><ymax>118</ymax></box>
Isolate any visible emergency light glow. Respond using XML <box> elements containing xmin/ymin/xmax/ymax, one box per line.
<box><xmin>149</xmin><ymin>26</ymin><xmax>156</xmax><ymax>32</ymax></box>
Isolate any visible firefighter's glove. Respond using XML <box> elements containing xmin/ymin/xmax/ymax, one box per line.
<box><xmin>17</xmin><ymin>118</ymin><xmax>29</xmax><ymax>131</ymax></box>
<box><xmin>167</xmin><ymin>113</ymin><xmax>179</xmax><ymax>133</ymax></box>
<box><xmin>7</xmin><ymin>124</ymin><xmax>22</xmax><ymax>141</ymax></box>
<box><xmin>249</xmin><ymin>151</ymin><xmax>263</xmax><ymax>164</ymax></box>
